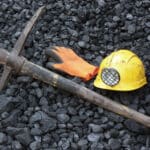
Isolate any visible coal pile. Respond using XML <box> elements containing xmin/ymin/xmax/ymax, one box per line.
<box><xmin>0</xmin><ymin>0</ymin><xmax>150</xmax><ymax>149</ymax></box>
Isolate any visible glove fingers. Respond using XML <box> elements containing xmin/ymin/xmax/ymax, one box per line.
<box><xmin>45</xmin><ymin>47</ymin><xmax>63</xmax><ymax>63</ymax></box>
<box><xmin>54</xmin><ymin>46</ymin><xmax>79</xmax><ymax>59</ymax></box>
<box><xmin>46</xmin><ymin>62</ymin><xmax>55</xmax><ymax>70</ymax></box>
<box><xmin>46</xmin><ymin>62</ymin><xmax>64</xmax><ymax>71</ymax></box>
<box><xmin>46</xmin><ymin>62</ymin><xmax>67</xmax><ymax>75</ymax></box>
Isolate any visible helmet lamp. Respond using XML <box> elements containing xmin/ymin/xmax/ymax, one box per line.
<box><xmin>101</xmin><ymin>68</ymin><xmax>120</xmax><ymax>86</ymax></box>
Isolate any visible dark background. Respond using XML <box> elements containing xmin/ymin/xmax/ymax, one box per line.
<box><xmin>0</xmin><ymin>0</ymin><xmax>150</xmax><ymax>149</ymax></box>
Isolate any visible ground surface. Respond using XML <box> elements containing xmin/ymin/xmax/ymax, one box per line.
<box><xmin>0</xmin><ymin>0</ymin><xmax>150</xmax><ymax>149</ymax></box>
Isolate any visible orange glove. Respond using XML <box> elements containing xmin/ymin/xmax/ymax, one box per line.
<box><xmin>45</xmin><ymin>46</ymin><xmax>99</xmax><ymax>81</ymax></box>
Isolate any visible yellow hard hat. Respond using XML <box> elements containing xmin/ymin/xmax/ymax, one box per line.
<box><xmin>94</xmin><ymin>49</ymin><xmax>147</xmax><ymax>91</ymax></box>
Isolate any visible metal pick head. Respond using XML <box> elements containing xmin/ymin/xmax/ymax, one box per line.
<box><xmin>0</xmin><ymin>6</ymin><xmax>45</xmax><ymax>91</ymax></box>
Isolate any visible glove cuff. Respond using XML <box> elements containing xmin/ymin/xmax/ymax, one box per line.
<box><xmin>83</xmin><ymin>67</ymin><xmax>99</xmax><ymax>81</ymax></box>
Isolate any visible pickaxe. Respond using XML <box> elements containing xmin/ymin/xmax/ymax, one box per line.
<box><xmin>0</xmin><ymin>6</ymin><xmax>150</xmax><ymax>128</ymax></box>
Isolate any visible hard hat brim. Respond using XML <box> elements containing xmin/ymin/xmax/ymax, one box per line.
<box><xmin>94</xmin><ymin>76</ymin><xmax>147</xmax><ymax>91</ymax></box>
